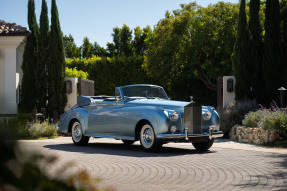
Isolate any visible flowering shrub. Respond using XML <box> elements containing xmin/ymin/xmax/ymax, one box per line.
<box><xmin>242</xmin><ymin>110</ymin><xmax>267</xmax><ymax>128</ymax></box>
<box><xmin>242</xmin><ymin>101</ymin><xmax>287</xmax><ymax>138</ymax></box>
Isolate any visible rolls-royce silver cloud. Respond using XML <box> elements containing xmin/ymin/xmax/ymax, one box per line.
<box><xmin>57</xmin><ymin>84</ymin><xmax>223</xmax><ymax>152</ymax></box>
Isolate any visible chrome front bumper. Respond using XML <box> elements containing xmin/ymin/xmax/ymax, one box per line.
<box><xmin>157</xmin><ymin>126</ymin><xmax>223</xmax><ymax>141</ymax></box>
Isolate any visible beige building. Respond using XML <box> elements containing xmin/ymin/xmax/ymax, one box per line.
<box><xmin>0</xmin><ymin>20</ymin><xmax>29</xmax><ymax>114</ymax></box>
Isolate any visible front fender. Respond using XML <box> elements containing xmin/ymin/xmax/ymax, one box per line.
<box><xmin>121</xmin><ymin>106</ymin><xmax>170</xmax><ymax>137</ymax></box>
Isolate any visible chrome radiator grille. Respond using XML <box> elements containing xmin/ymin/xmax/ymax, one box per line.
<box><xmin>184</xmin><ymin>105</ymin><xmax>202</xmax><ymax>134</ymax></box>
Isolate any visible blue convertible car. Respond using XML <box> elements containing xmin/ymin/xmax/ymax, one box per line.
<box><xmin>57</xmin><ymin>84</ymin><xmax>223</xmax><ymax>152</ymax></box>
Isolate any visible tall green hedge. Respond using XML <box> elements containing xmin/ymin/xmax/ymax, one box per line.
<box><xmin>66</xmin><ymin>55</ymin><xmax>216</xmax><ymax>105</ymax></box>
<box><xmin>66</xmin><ymin>55</ymin><xmax>149</xmax><ymax>96</ymax></box>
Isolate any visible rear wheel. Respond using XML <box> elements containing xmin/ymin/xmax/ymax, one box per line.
<box><xmin>192</xmin><ymin>138</ymin><xmax>214</xmax><ymax>151</ymax></box>
<box><xmin>139</xmin><ymin>123</ymin><xmax>162</xmax><ymax>152</ymax></box>
<box><xmin>122</xmin><ymin>140</ymin><xmax>135</xmax><ymax>145</ymax></box>
<box><xmin>71</xmin><ymin>121</ymin><xmax>90</xmax><ymax>146</ymax></box>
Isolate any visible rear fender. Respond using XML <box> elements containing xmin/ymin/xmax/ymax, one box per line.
<box><xmin>72</xmin><ymin>107</ymin><xmax>89</xmax><ymax>133</ymax></box>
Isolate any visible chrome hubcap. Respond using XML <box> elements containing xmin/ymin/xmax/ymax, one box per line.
<box><xmin>141</xmin><ymin>125</ymin><xmax>154</xmax><ymax>148</ymax></box>
<box><xmin>72</xmin><ymin>125</ymin><xmax>82</xmax><ymax>142</ymax></box>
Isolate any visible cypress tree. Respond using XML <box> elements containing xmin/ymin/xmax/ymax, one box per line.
<box><xmin>47</xmin><ymin>0</ymin><xmax>67</xmax><ymax>118</ymax></box>
<box><xmin>263</xmin><ymin>0</ymin><xmax>282</xmax><ymax>105</ymax></box>
<box><xmin>37</xmin><ymin>0</ymin><xmax>49</xmax><ymax>110</ymax></box>
<box><xmin>249</xmin><ymin>0</ymin><xmax>264</xmax><ymax>104</ymax></box>
<box><xmin>81</xmin><ymin>37</ymin><xmax>92</xmax><ymax>58</ymax></box>
<box><xmin>232</xmin><ymin>0</ymin><xmax>251</xmax><ymax>101</ymax></box>
<box><xmin>282</xmin><ymin>2</ymin><xmax>287</xmax><ymax>78</ymax></box>
<box><xmin>20</xmin><ymin>0</ymin><xmax>39</xmax><ymax>113</ymax></box>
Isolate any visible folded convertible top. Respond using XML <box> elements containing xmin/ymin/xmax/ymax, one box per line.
<box><xmin>78</xmin><ymin>95</ymin><xmax>113</xmax><ymax>106</ymax></box>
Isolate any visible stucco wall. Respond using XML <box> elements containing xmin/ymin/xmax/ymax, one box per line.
<box><xmin>0</xmin><ymin>36</ymin><xmax>26</xmax><ymax>114</ymax></box>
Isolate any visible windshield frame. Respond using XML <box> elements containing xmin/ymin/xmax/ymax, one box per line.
<box><xmin>119</xmin><ymin>85</ymin><xmax>169</xmax><ymax>102</ymax></box>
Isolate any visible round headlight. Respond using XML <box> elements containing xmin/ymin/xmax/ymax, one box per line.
<box><xmin>203</xmin><ymin>110</ymin><xmax>212</xmax><ymax>120</ymax></box>
<box><xmin>171</xmin><ymin>111</ymin><xmax>179</xmax><ymax>121</ymax></box>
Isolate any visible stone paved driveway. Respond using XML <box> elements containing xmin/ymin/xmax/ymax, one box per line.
<box><xmin>19</xmin><ymin>137</ymin><xmax>287</xmax><ymax>191</ymax></box>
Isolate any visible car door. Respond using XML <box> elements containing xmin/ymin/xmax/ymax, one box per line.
<box><xmin>86</xmin><ymin>101</ymin><xmax>123</xmax><ymax>137</ymax></box>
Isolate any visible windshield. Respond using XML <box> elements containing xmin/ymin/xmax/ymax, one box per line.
<box><xmin>121</xmin><ymin>85</ymin><xmax>169</xmax><ymax>100</ymax></box>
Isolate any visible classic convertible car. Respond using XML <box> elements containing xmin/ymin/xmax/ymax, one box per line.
<box><xmin>57</xmin><ymin>84</ymin><xmax>223</xmax><ymax>152</ymax></box>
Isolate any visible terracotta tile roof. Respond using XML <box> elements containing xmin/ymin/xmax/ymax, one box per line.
<box><xmin>0</xmin><ymin>20</ymin><xmax>30</xmax><ymax>36</ymax></box>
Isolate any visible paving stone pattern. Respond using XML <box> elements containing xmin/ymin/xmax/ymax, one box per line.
<box><xmin>19</xmin><ymin>138</ymin><xmax>287</xmax><ymax>191</ymax></box>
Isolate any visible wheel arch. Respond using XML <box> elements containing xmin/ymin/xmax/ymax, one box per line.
<box><xmin>68</xmin><ymin>118</ymin><xmax>80</xmax><ymax>133</ymax></box>
<box><xmin>135</xmin><ymin>119</ymin><xmax>151</xmax><ymax>140</ymax></box>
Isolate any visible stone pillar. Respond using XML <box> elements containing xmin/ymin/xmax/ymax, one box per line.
<box><xmin>64</xmin><ymin>77</ymin><xmax>79</xmax><ymax>111</ymax></box>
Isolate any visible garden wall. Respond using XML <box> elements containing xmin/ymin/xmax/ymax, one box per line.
<box><xmin>229</xmin><ymin>125</ymin><xmax>283</xmax><ymax>144</ymax></box>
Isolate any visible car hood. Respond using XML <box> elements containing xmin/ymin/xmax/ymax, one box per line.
<box><xmin>126</xmin><ymin>99</ymin><xmax>191</xmax><ymax>109</ymax></box>
<box><xmin>125</xmin><ymin>99</ymin><xmax>212</xmax><ymax>113</ymax></box>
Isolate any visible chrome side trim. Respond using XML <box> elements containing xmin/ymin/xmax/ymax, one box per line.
<box><xmin>85</xmin><ymin>133</ymin><xmax>135</xmax><ymax>141</ymax></box>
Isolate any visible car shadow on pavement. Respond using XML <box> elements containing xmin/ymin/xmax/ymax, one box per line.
<box><xmin>44</xmin><ymin>142</ymin><xmax>216</xmax><ymax>157</ymax></box>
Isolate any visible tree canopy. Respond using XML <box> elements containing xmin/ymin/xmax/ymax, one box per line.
<box><xmin>144</xmin><ymin>2</ymin><xmax>239</xmax><ymax>92</ymax></box>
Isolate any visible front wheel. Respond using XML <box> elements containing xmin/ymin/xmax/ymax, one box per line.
<box><xmin>192</xmin><ymin>138</ymin><xmax>214</xmax><ymax>151</ymax></box>
<box><xmin>139</xmin><ymin>123</ymin><xmax>162</xmax><ymax>152</ymax></box>
<box><xmin>71</xmin><ymin>121</ymin><xmax>90</xmax><ymax>146</ymax></box>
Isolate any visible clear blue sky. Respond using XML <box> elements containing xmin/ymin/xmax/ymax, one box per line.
<box><xmin>1</xmin><ymin>0</ymin><xmax>238</xmax><ymax>47</ymax></box>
